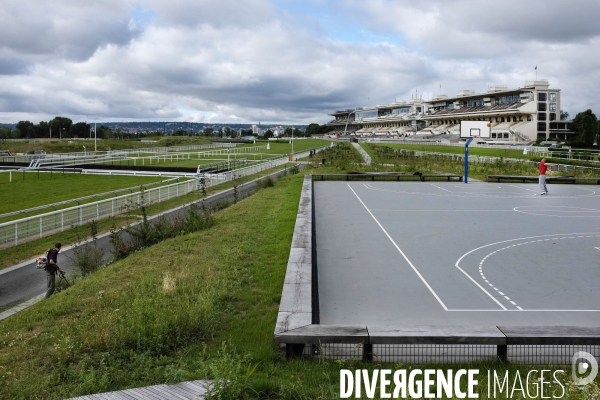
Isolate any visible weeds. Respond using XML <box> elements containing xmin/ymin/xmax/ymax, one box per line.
<box><xmin>256</xmin><ymin>176</ymin><xmax>274</xmax><ymax>190</ymax></box>
<box><xmin>110</xmin><ymin>199</ymin><xmax>216</xmax><ymax>261</ymax></box>
<box><xmin>70</xmin><ymin>220</ymin><xmax>105</xmax><ymax>277</ymax></box>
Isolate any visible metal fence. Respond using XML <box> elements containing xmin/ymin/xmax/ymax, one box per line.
<box><xmin>309</xmin><ymin>343</ymin><xmax>600</xmax><ymax>365</ymax></box>
<box><xmin>0</xmin><ymin>178</ymin><xmax>200</xmax><ymax>248</ymax></box>
<box><xmin>0</xmin><ymin>146</ymin><xmax>328</xmax><ymax>248</ymax></box>
<box><xmin>374</xmin><ymin>148</ymin><xmax>600</xmax><ymax>176</ymax></box>
<box><xmin>0</xmin><ymin>143</ymin><xmax>238</xmax><ymax>164</ymax></box>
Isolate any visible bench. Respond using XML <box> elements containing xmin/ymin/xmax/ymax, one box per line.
<box><xmin>487</xmin><ymin>175</ymin><xmax>600</xmax><ymax>184</ymax></box>
<box><xmin>420</xmin><ymin>174</ymin><xmax>463</xmax><ymax>182</ymax></box>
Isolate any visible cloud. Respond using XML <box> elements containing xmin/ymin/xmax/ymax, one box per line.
<box><xmin>0</xmin><ymin>0</ymin><xmax>598</xmax><ymax>124</ymax></box>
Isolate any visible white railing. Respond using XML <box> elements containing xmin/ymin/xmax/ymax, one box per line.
<box><xmin>0</xmin><ymin>145</ymin><xmax>330</xmax><ymax>248</ymax></box>
<box><xmin>0</xmin><ymin>178</ymin><xmax>200</xmax><ymax>248</ymax></box>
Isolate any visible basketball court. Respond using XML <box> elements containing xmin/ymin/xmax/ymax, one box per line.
<box><xmin>315</xmin><ymin>180</ymin><xmax>600</xmax><ymax>327</ymax></box>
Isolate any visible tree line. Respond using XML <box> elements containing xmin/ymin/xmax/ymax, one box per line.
<box><xmin>568</xmin><ymin>109</ymin><xmax>600</xmax><ymax>148</ymax></box>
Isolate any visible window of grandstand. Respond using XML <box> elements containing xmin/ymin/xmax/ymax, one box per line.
<box><xmin>519</xmin><ymin>116</ymin><xmax>524</xmax><ymax>122</ymax></box>
<box><xmin>379</xmin><ymin>110</ymin><xmax>392</xmax><ymax>116</ymax></box>
<box><xmin>416</xmin><ymin>107</ymin><xmax>422</xmax><ymax>113</ymax></box>
<box><xmin>512</xmin><ymin>116</ymin><xmax>517</xmax><ymax>122</ymax></box>
<box><xmin>550</xmin><ymin>113</ymin><xmax>557</xmax><ymax>121</ymax></box>
<box><xmin>549</xmin><ymin>93</ymin><xmax>557</xmax><ymax>102</ymax></box>
<box><xmin>538</xmin><ymin>103</ymin><xmax>547</xmax><ymax>112</ymax></box>
<box><xmin>467</xmin><ymin>99</ymin><xmax>484</xmax><ymax>107</ymax></box>
<box><xmin>392</xmin><ymin>107</ymin><xmax>411</xmax><ymax>114</ymax></box>
<box><xmin>448</xmin><ymin>104</ymin><xmax>455</xmax><ymax>109</ymax></box>
<box><xmin>538</xmin><ymin>122</ymin><xmax>547</xmax><ymax>131</ymax></box>
<box><xmin>495</xmin><ymin>95</ymin><xmax>520</xmax><ymax>104</ymax></box>
<box><xmin>538</xmin><ymin>92</ymin><xmax>547</xmax><ymax>101</ymax></box>
<box><xmin>356</xmin><ymin>110</ymin><xmax>378</xmax><ymax>119</ymax></box>
<box><xmin>504</xmin><ymin>133</ymin><xmax>509</xmax><ymax>139</ymax></box>
<box><xmin>527</xmin><ymin>115</ymin><xmax>532</xmax><ymax>121</ymax></box>
<box><xmin>537</xmin><ymin>132</ymin><xmax>546</xmax><ymax>139</ymax></box>
<box><xmin>539</xmin><ymin>113</ymin><xmax>547</xmax><ymax>121</ymax></box>
<box><xmin>491</xmin><ymin>133</ymin><xmax>497</xmax><ymax>138</ymax></box>
<box><xmin>549</xmin><ymin>103</ymin><xmax>556</xmax><ymax>112</ymax></box>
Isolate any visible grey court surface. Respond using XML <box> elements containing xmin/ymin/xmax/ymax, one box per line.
<box><xmin>315</xmin><ymin>181</ymin><xmax>600</xmax><ymax>327</ymax></box>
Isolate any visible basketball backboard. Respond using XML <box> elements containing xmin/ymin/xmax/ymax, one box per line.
<box><xmin>460</xmin><ymin>121</ymin><xmax>491</xmax><ymax>138</ymax></box>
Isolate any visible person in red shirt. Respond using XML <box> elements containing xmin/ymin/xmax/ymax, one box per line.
<box><xmin>539</xmin><ymin>158</ymin><xmax>549</xmax><ymax>195</ymax></box>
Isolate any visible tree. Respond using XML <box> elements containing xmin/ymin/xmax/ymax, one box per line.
<box><xmin>71</xmin><ymin>122</ymin><xmax>90</xmax><ymax>138</ymax></box>
<box><xmin>305</xmin><ymin>123</ymin><xmax>319</xmax><ymax>137</ymax></box>
<box><xmin>571</xmin><ymin>109</ymin><xmax>598</xmax><ymax>147</ymax></box>
<box><xmin>203</xmin><ymin>127</ymin><xmax>214</xmax><ymax>136</ymax></box>
<box><xmin>263</xmin><ymin>130</ymin><xmax>274</xmax><ymax>139</ymax></box>
<box><xmin>284</xmin><ymin>127</ymin><xmax>292</xmax><ymax>136</ymax></box>
<box><xmin>560</xmin><ymin>110</ymin><xmax>569</xmax><ymax>120</ymax></box>
<box><xmin>173</xmin><ymin>129</ymin><xmax>188</xmax><ymax>136</ymax></box>
<box><xmin>16</xmin><ymin>121</ymin><xmax>34</xmax><ymax>138</ymax></box>
<box><xmin>49</xmin><ymin>116</ymin><xmax>73</xmax><ymax>138</ymax></box>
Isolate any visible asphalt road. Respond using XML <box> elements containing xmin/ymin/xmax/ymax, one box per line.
<box><xmin>0</xmin><ymin>167</ymin><xmax>297</xmax><ymax>313</ymax></box>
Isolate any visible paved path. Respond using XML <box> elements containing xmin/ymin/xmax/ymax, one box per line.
<box><xmin>351</xmin><ymin>142</ymin><xmax>372</xmax><ymax>165</ymax></box>
<box><xmin>66</xmin><ymin>380</ymin><xmax>211</xmax><ymax>400</ymax></box>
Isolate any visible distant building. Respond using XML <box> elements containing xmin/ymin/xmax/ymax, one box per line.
<box><xmin>327</xmin><ymin>80</ymin><xmax>572</xmax><ymax>143</ymax></box>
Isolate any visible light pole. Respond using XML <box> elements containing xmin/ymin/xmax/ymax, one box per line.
<box><xmin>291</xmin><ymin>126</ymin><xmax>294</xmax><ymax>160</ymax></box>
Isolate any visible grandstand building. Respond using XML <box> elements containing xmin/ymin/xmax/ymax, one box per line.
<box><xmin>327</xmin><ymin>80</ymin><xmax>572</xmax><ymax>143</ymax></box>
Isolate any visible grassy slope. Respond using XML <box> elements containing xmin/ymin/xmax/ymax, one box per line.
<box><xmin>0</xmin><ymin>173</ymin><xmax>165</xmax><ymax>216</ymax></box>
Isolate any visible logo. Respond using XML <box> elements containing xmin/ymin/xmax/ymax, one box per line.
<box><xmin>572</xmin><ymin>351</ymin><xmax>598</xmax><ymax>386</ymax></box>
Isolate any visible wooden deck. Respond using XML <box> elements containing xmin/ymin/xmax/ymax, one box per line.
<box><xmin>67</xmin><ymin>380</ymin><xmax>210</xmax><ymax>400</ymax></box>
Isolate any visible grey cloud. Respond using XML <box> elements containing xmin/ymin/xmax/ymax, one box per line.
<box><xmin>0</xmin><ymin>0</ymin><xmax>139</xmax><ymax>61</ymax></box>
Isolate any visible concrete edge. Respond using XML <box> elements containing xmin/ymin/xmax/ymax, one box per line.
<box><xmin>274</xmin><ymin>175</ymin><xmax>314</xmax><ymax>336</ymax></box>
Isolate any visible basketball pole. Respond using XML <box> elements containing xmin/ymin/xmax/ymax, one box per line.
<box><xmin>464</xmin><ymin>137</ymin><xmax>474</xmax><ymax>184</ymax></box>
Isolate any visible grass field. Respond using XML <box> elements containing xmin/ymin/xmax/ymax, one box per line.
<box><xmin>367</xmin><ymin>143</ymin><xmax>530</xmax><ymax>159</ymax></box>
<box><xmin>0</xmin><ymin>170</ymin><xmax>596</xmax><ymax>399</ymax></box>
<box><xmin>0</xmin><ymin>163</ymin><xmax>297</xmax><ymax>272</ymax></box>
<box><xmin>0</xmin><ymin>172</ymin><xmax>166</xmax><ymax>217</ymax></box>
<box><xmin>0</xmin><ymin>137</ymin><xmax>214</xmax><ymax>155</ymax></box>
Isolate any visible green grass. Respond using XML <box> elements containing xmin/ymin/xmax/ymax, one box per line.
<box><xmin>0</xmin><ymin>164</ymin><xmax>296</xmax><ymax>272</ymax></box>
<box><xmin>367</xmin><ymin>143</ymin><xmax>530</xmax><ymax>159</ymax></box>
<box><xmin>0</xmin><ymin>137</ymin><xmax>214</xmax><ymax>155</ymax></box>
<box><xmin>242</xmin><ymin>139</ymin><xmax>329</xmax><ymax>155</ymax></box>
<box><xmin>2</xmin><ymin>168</ymin><xmax>597</xmax><ymax>399</ymax></box>
<box><xmin>0</xmin><ymin>172</ymin><xmax>166</xmax><ymax>217</ymax></box>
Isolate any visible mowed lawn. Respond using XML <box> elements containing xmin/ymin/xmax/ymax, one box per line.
<box><xmin>0</xmin><ymin>172</ymin><xmax>166</xmax><ymax>216</ymax></box>
<box><xmin>241</xmin><ymin>139</ymin><xmax>329</xmax><ymax>154</ymax></box>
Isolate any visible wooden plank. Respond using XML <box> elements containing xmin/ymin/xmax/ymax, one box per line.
<box><xmin>124</xmin><ymin>387</ymin><xmax>164</xmax><ymax>400</ymax></box>
<box><xmin>498</xmin><ymin>326</ymin><xmax>600</xmax><ymax>345</ymax></box>
<box><xmin>275</xmin><ymin>324</ymin><xmax>368</xmax><ymax>344</ymax></box>
<box><xmin>146</xmin><ymin>385</ymin><xmax>190</xmax><ymax>400</ymax></box>
<box><xmin>368</xmin><ymin>325</ymin><xmax>506</xmax><ymax>345</ymax></box>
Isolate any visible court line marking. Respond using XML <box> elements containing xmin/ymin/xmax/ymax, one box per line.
<box><xmin>456</xmin><ymin>232</ymin><xmax>600</xmax><ymax>311</ymax></box>
<box><xmin>513</xmin><ymin>205</ymin><xmax>600</xmax><ymax>218</ymax></box>
<box><xmin>448</xmin><ymin>309</ymin><xmax>600</xmax><ymax>312</ymax></box>
<box><xmin>479</xmin><ymin>235</ymin><xmax>600</xmax><ymax>310</ymax></box>
<box><xmin>509</xmin><ymin>184</ymin><xmax>540</xmax><ymax>194</ymax></box>
<box><xmin>347</xmin><ymin>183</ymin><xmax>449</xmax><ymax>311</ymax></box>
<box><xmin>362</xmin><ymin>182</ymin><xmax>600</xmax><ymax>199</ymax></box>
<box><xmin>430</xmin><ymin>184</ymin><xmax>452</xmax><ymax>193</ymax></box>
<box><xmin>370</xmin><ymin>209</ymin><xmax>514</xmax><ymax>212</ymax></box>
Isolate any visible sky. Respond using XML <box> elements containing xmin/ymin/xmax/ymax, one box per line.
<box><xmin>1</xmin><ymin>0</ymin><xmax>599</xmax><ymax>125</ymax></box>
